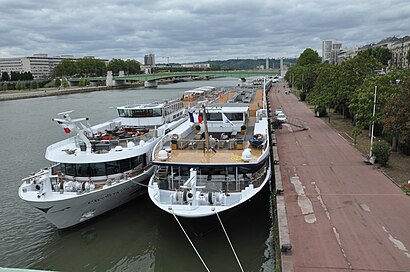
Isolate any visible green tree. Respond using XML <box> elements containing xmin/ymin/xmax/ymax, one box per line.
<box><xmin>30</xmin><ymin>80</ymin><xmax>38</xmax><ymax>89</ymax></box>
<box><xmin>296</xmin><ymin>48</ymin><xmax>321</xmax><ymax>66</ymax></box>
<box><xmin>107</xmin><ymin>59</ymin><xmax>126</xmax><ymax>75</ymax></box>
<box><xmin>62</xmin><ymin>78</ymin><xmax>69</xmax><ymax>88</ymax></box>
<box><xmin>358</xmin><ymin>47</ymin><xmax>391</xmax><ymax>67</ymax></box>
<box><xmin>309</xmin><ymin>63</ymin><xmax>339</xmax><ymax>108</ymax></box>
<box><xmin>15</xmin><ymin>80</ymin><xmax>24</xmax><ymax>90</ymax></box>
<box><xmin>372</xmin><ymin>141</ymin><xmax>391</xmax><ymax>166</ymax></box>
<box><xmin>125</xmin><ymin>59</ymin><xmax>141</xmax><ymax>75</ymax></box>
<box><xmin>382</xmin><ymin>71</ymin><xmax>410</xmax><ymax>154</ymax></box>
<box><xmin>54</xmin><ymin>78</ymin><xmax>61</xmax><ymax>88</ymax></box>
<box><xmin>53</xmin><ymin>59</ymin><xmax>78</xmax><ymax>77</ymax></box>
<box><xmin>1</xmin><ymin>71</ymin><xmax>10</xmax><ymax>81</ymax></box>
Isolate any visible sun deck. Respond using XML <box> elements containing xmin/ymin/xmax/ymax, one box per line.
<box><xmin>153</xmin><ymin>88</ymin><xmax>268</xmax><ymax>165</ymax></box>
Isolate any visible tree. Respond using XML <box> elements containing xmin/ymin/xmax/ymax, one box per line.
<box><xmin>62</xmin><ymin>78</ymin><xmax>69</xmax><ymax>88</ymax></box>
<box><xmin>53</xmin><ymin>59</ymin><xmax>77</xmax><ymax>77</ymax></box>
<box><xmin>125</xmin><ymin>59</ymin><xmax>141</xmax><ymax>75</ymax></box>
<box><xmin>15</xmin><ymin>80</ymin><xmax>24</xmax><ymax>90</ymax></box>
<box><xmin>1</xmin><ymin>71</ymin><xmax>10</xmax><ymax>81</ymax></box>
<box><xmin>309</xmin><ymin>63</ymin><xmax>339</xmax><ymax>108</ymax></box>
<box><xmin>372</xmin><ymin>141</ymin><xmax>391</xmax><ymax>166</ymax></box>
<box><xmin>358</xmin><ymin>47</ymin><xmax>391</xmax><ymax>67</ymax></box>
<box><xmin>107</xmin><ymin>59</ymin><xmax>126</xmax><ymax>75</ymax></box>
<box><xmin>30</xmin><ymin>80</ymin><xmax>38</xmax><ymax>89</ymax></box>
<box><xmin>296</xmin><ymin>48</ymin><xmax>321</xmax><ymax>66</ymax></box>
<box><xmin>382</xmin><ymin>71</ymin><xmax>410</xmax><ymax>154</ymax></box>
<box><xmin>54</xmin><ymin>78</ymin><xmax>61</xmax><ymax>88</ymax></box>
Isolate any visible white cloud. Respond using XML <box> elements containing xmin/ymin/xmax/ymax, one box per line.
<box><xmin>0</xmin><ymin>0</ymin><xmax>409</xmax><ymax>62</ymax></box>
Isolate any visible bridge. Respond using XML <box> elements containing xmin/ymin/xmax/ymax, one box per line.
<box><xmin>68</xmin><ymin>70</ymin><xmax>280</xmax><ymax>88</ymax></box>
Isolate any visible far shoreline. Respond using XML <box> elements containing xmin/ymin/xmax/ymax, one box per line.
<box><xmin>0</xmin><ymin>77</ymin><xmax>220</xmax><ymax>102</ymax></box>
<box><xmin>0</xmin><ymin>84</ymin><xmax>143</xmax><ymax>102</ymax></box>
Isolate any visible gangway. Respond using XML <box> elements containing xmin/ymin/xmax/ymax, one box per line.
<box><xmin>271</xmin><ymin>116</ymin><xmax>309</xmax><ymax>130</ymax></box>
<box><xmin>285</xmin><ymin>116</ymin><xmax>309</xmax><ymax>130</ymax></box>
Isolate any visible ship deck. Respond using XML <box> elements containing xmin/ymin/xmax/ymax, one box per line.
<box><xmin>154</xmin><ymin>88</ymin><xmax>267</xmax><ymax>165</ymax></box>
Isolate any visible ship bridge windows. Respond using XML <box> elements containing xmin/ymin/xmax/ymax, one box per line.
<box><xmin>59</xmin><ymin>154</ymin><xmax>146</xmax><ymax>177</ymax></box>
<box><xmin>205</xmin><ymin>112</ymin><xmax>244</xmax><ymax>121</ymax></box>
<box><xmin>117</xmin><ymin>108</ymin><xmax>163</xmax><ymax>118</ymax></box>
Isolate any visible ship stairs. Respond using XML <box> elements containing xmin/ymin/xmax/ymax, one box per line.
<box><xmin>156</xmin><ymin>165</ymin><xmax>169</xmax><ymax>189</ymax></box>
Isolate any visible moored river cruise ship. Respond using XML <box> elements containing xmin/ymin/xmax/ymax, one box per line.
<box><xmin>148</xmin><ymin>80</ymin><xmax>272</xmax><ymax>235</ymax></box>
<box><xmin>19</xmin><ymin>100</ymin><xmax>186</xmax><ymax>229</ymax></box>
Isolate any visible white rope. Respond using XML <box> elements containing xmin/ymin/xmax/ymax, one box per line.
<box><xmin>215</xmin><ymin>212</ymin><xmax>244</xmax><ymax>272</ymax></box>
<box><xmin>170</xmin><ymin>208</ymin><xmax>210</xmax><ymax>272</ymax></box>
<box><xmin>130</xmin><ymin>179</ymin><xmax>150</xmax><ymax>188</ymax></box>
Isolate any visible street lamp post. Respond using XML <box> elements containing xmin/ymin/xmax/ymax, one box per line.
<box><xmin>369</xmin><ymin>86</ymin><xmax>377</xmax><ymax>158</ymax></box>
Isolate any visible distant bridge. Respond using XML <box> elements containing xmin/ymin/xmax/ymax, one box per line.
<box><xmin>68</xmin><ymin>70</ymin><xmax>280</xmax><ymax>87</ymax></box>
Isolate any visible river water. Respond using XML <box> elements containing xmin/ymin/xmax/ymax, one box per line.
<box><xmin>0</xmin><ymin>78</ymin><xmax>274</xmax><ymax>272</ymax></box>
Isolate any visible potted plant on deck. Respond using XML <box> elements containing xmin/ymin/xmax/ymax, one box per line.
<box><xmin>240</xmin><ymin>125</ymin><xmax>246</xmax><ymax>135</ymax></box>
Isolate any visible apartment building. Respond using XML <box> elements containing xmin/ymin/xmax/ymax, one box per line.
<box><xmin>389</xmin><ymin>36</ymin><xmax>410</xmax><ymax>68</ymax></box>
<box><xmin>322</xmin><ymin>40</ymin><xmax>342</xmax><ymax>64</ymax></box>
<box><xmin>0</xmin><ymin>54</ymin><xmax>74</xmax><ymax>80</ymax></box>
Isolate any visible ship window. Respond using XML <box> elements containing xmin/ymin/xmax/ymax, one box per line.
<box><xmin>106</xmin><ymin>161</ymin><xmax>120</xmax><ymax>175</ymax></box>
<box><xmin>91</xmin><ymin>163</ymin><xmax>106</xmax><ymax>176</ymax></box>
<box><xmin>225</xmin><ymin>112</ymin><xmax>244</xmax><ymax>121</ymax></box>
<box><xmin>130</xmin><ymin>155</ymin><xmax>144</xmax><ymax>169</ymax></box>
<box><xmin>65</xmin><ymin>164</ymin><xmax>76</xmax><ymax>176</ymax></box>
<box><xmin>206</xmin><ymin>112</ymin><xmax>222</xmax><ymax>121</ymax></box>
<box><xmin>119</xmin><ymin>158</ymin><xmax>131</xmax><ymax>172</ymax></box>
<box><xmin>153</xmin><ymin>108</ymin><xmax>163</xmax><ymax>117</ymax></box>
<box><xmin>76</xmin><ymin>164</ymin><xmax>89</xmax><ymax>176</ymax></box>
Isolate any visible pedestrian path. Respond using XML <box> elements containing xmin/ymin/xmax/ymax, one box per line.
<box><xmin>269</xmin><ymin>83</ymin><xmax>410</xmax><ymax>272</ymax></box>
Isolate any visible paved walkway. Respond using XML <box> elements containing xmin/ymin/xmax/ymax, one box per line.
<box><xmin>269</xmin><ymin>83</ymin><xmax>410</xmax><ymax>272</ymax></box>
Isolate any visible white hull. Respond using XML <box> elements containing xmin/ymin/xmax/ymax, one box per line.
<box><xmin>19</xmin><ymin>167</ymin><xmax>154</xmax><ymax>229</ymax></box>
<box><xmin>148</xmin><ymin>164</ymin><xmax>271</xmax><ymax>219</ymax></box>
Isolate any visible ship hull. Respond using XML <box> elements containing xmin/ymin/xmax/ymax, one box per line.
<box><xmin>159</xmin><ymin>177</ymin><xmax>271</xmax><ymax>237</ymax></box>
<box><xmin>20</xmin><ymin>167</ymin><xmax>154</xmax><ymax>229</ymax></box>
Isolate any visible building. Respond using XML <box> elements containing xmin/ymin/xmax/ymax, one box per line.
<box><xmin>322</xmin><ymin>40</ymin><xmax>342</xmax><ymax>64</ymax></box>
<box><xmin>144</xmin><ymin>54</ymin><xmax>155</xmax><ymax>67</ymax></box>
<box><xmin>0</xmin><ymin>54</ymin><xmax>75</xmax><ymax>80</ymax></box>
<box><xmin>388</xmin><ymin>36</ymin><xmax>410</xmax><ymax>69</ymax></box>
<box><xmin>337</xmin><ymin>48</ymin><xmax>359</xmax><ymax>64</ymax></box>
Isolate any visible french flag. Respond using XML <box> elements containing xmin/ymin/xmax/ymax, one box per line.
<box><xmin>188</xmin><ymin>112</ymin><xmax>202</xmax><ymax>123</ymax></box>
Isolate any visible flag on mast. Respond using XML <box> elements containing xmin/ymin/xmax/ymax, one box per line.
<box><xmin>188</xmin><ymin>112</ymin><xmax>201</xmax><ymax>123</ymax></box>
<box><xmin>221</xmin><ymin>112</ymin><xmax>234</xmax><ymax>126</ymax></box>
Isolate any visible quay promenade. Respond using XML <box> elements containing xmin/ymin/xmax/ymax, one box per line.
<box><xmin>269</xmin><ymin>84</ymin><xmax>410</xmax><ymax>272</ymax></box>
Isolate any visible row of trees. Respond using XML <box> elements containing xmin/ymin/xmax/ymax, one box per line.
<box><xmin>53</xmin><ymin>58</ymin><xmax>142</xmax><ymax>77</ymax></box>
<box><xmin>1</xmin><ymin>71</ymin><xmax>34</xmax><ymax>81</ymax></box>
<box><xmin>285</xmin><ymin>47</ymin><xmax>410</xmax><ymax>155</ymax></box>
<box><xmin>0</xmin><ymin>80</ymin><xmax>39</xmax><ymax>91</ymax></box>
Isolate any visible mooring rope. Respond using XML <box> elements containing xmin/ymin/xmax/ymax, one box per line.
<box><xmin>215</xmin><ymin>211</ymin><xmax>244</xmax><ymax>272</ymax></box>
<box><xmin>130</xmin><ymin>179</ymin><xmax>150</xmax><ymax>188</ymax></box>
<box><xmin>170</xmin><ymin>208</ymin><xmax>210</xmax><ymax>272</ymax></box>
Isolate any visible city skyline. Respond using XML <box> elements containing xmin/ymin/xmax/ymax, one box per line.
<box><xmin>0</xmin><ymin>0</ymin><xmax>409</xmax><ymax>63</ymax></box>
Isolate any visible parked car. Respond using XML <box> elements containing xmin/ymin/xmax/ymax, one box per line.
<box><xmin>276</xmin><ymin>113</ymin><xmax>287</xmax><ymax>123</ymax></box>
<box><xmin>275</xmin><ymin>108</ymin><xmax>283</xmax><ymax>116</ymax></box>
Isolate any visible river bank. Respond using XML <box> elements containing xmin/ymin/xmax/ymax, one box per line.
<box><xmin>0</xmin><ymin>84</ymin><xmax>141</xmax><ymax>101</ymax></box>
<box><xmin>0</xmin><ymin>76</ymin><xmax>221</xmax><ymax>102</ymax></box>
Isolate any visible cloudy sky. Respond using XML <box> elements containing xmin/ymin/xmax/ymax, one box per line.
<box><xmin>0</xmin><ymin>0</ymin><xmax>409</xmax><ymax>63</ymax></box>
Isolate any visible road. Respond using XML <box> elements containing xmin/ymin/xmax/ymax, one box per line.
<box><xmin>269</xmin><ymin>83</ymin><xmax>410</xmax><ymax>272</ymax></box>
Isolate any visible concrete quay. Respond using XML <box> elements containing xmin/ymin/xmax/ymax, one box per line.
<box><xmin>269</xmin><ymin>83</ymin><xmax>410</xmax><ymax>272</ymax></box>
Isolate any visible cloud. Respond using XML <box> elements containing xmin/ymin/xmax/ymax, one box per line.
<box><xmin>0</xmin><ymin>0</ymin><xmax>409</xmax><ymax>62</ymax></box>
